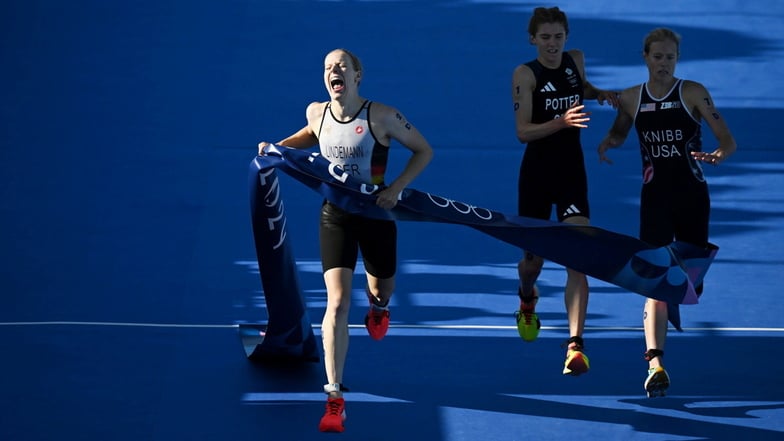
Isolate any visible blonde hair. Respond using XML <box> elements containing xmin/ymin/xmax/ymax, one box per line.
<box><xmin>643</xmin><ymin>28</ymin><xmax>681</xmax><ymax>55</ymax></box>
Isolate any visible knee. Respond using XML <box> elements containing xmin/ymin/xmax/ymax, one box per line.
<box><xmin>325</xmin><ymin>292</ymin><xmax>352</xmax><ymax>319</ymax></box>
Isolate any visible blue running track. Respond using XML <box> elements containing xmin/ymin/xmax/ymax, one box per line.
<box><xmin>1</xmin><ymin>1</ymin><xmax>783</xmax><ymax>440</ymax></box>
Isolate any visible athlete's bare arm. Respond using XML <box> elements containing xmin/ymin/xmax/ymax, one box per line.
<box><xmin>370</xmin><ymin>102</ymin><xmax>433</xmax><ymax>209</ymax></box>
<box><xmin>683</xmin><ymin>81</ymin><xmax>737</xmax><ymax>165</ymax></box>
<box><xmin>512</xmin><ymin>63</ymin><xmax>587</xmax><ymax>143</ymax></box>
<box><xmin>257</xmin><ymin>102</ymin><xmax>324</xmax><ymax>155</ymax></box>
<box><xmin>597</xmin><ymin>86</ymin><xmax>639</xmax><ymax>164</ymax></box>
<box><xmin>569</xmin><ymin>49</ymin><xmax>619</xmax><ymax>108</ymax></box>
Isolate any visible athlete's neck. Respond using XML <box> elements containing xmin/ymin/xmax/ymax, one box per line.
<box><xmin>537</xmin><ymin>53</ymin><xmax>562</xmax><ymax>70</ymax></box>
<box><xmin>330</xmin><ymin>96</ymin><xmax>364</xmax><ymax>121</ymax></box>
<box><xmin>647</xmin><ymin>77</ymin><xmax>678</xmax><ymax>99</ymax></box>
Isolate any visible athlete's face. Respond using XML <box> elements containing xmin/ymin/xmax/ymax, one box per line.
<box><xmin>324</xmin><ymin>50</ymin><xmax>361</xmax><ymax>100</ymax></box>
<box><xmin>530</xmin><ymin>22</ymin><xmax>567</xmax><ymax>66</ymax></box>
<box><xmin>644</xmin><ymin>40</ymin><xmax>679</xmax><ymax>82</ymax></box>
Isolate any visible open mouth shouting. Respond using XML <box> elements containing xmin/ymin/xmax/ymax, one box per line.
<box><xmin>330</xmin><ymin>76</ymin><xmax>345</xmax><ymax>93</ymax></box>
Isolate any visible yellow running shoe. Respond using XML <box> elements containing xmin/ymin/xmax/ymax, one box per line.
<box><xmin>515</xmin><ymin>304</ymin><xmax>540</xmax><ymax>342</ymax></box>
<box><xmin>514</xmin><ymin>286</ymin><xmax>540</xmax><ymax>342</ymax></box>
<box><xmin>562</xmin><ymin>337</ymin><xmax>590</xmax><ymax>376</ymax></box>
<box><xmin>644</xmin><ymin>366</ymin><xmax>670</xmax><ymax>398</ymax></box>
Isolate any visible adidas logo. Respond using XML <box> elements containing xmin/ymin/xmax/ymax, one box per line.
<box><xmin>540</xmin><ymin>82</ymin><xmax>556</xmax><ymax>92</ymax></box>
<box><xmin>562</xmin><ymin>204</ymin><xmax>581</xmax><ymax>217</ymax></box>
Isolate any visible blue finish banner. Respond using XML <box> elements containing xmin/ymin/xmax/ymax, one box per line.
<box><xmin>246</xmin><ymin>159</ymin><xmax>319</xmax><ymax>361</ymax></box>
<box><xmin>252</xmin><ymin>145</ymin><xmax>718</xmax><ymax>328</ymax></box>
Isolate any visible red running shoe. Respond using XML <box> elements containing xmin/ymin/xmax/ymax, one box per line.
<box><xmin>318</xmin><ymin>397</ymin><xmax>346</xmax><ymax>433</ymax></box>
<box><xmin>364</xmin><ymin>303</ymin><xmax>390</xmax><ymax>340</ymax></box>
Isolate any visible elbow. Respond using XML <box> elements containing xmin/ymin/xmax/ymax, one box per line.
<box><xmin>516</xmin><ymin>130</ymin><xmax>532</xmax><ymax>144</ymax></box>
<box><xmin>516</xmin><ymin>122</ymin><xmax>542</xmax><ymax>143</ymax></box>
<box><xmin>720</xmin><ymin>137</ymin><xmax>738</xmax><ymax>158</ymax></box>
<box><xmin>415</xmin><ymin>145</ymin><xmax>434</xmax><ymax>166</ymax></box>
<box><xmin>727</xmin><ymin>140</ymin><xmax>738</xmax><ymax>156</ymax></box>
<box><xmin>422</xmin><ymin>146</ymin><xmax>434</xmax><ymax>164</ymax></box>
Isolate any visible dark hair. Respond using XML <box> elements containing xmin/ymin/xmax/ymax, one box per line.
<box><xmin>528</xmin><ymin>6</ymin><xmax>569</xmax><ymax>36</ymax></box>
<box><xmin>643</xmin><ymin>28</ymin><xmax>681</xmax><ymax>54</ymax></box>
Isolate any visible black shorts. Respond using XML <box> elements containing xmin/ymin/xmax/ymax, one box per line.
<box><xmin>517</xmin><ymin>150</ymin><xmax>590</xmax><ymax>221</ymax></box>
<box><xmin>639</xmin><ymin>180</ymin><xmax>710</xmax><ymax>247</ymax></box>
<box><xmin>319</xmin><ymin>201</ymin><xmax>397</xmax><ymax>278</ymax></box>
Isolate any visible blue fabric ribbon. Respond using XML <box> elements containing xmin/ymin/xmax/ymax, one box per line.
<box><xmin>252</xmin><ymin>145</ymin><xmax>719</xmax><ymax>330</ymax></box>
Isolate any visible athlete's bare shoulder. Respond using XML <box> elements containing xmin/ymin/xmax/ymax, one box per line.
<box><xmin>680</xmin><ymin>79</ymin><xmax>718</xmax><ymax>119</ymax></box>
<box><xmin>305</xmin><ymin>101</ymin><xmax>329</xmax><ymax>123</ymax></box>
<box><xmin>512</xmin><ymin>62</ymin><xmax>533</xmax><ymax>75</ymax></box>
<box><xmin>366</xmin><ymin>100</ymin><xmax>413</xmax><ymax>142</ymax></box>
<box><xmin>620</xmin><ymin>83</ymin><xmax>642</xmax><ymax>99</ymax></box>
<box><xmin>512</xmin><ymin>63</ymin><xmax>536</xmax><ymax>89</ymax></box>
<box><xmin>566</xmin><ymin>48</ymin><xmax>585</xmax><ymax>63</ymax></box>
<box><xmin>367</xmin><ymin>100</ymin><xmax>393</xmax><ymax>114</ymax></box>
<box><xmin>366</xmin><ymin>100</ymin><xmax>399</xmax><ymax>125</ymax></box>
<box><xmin>618</xmin><ymin>84</ymin><xmax>642</xmax><ymax>117</ymax></box>
<box><xmin>680</xmin><ymin>79</ymin><xmax>710</xmax><ymax>102</ymax></box>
